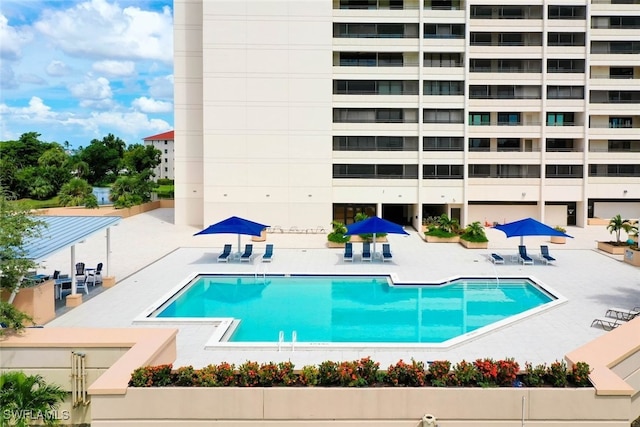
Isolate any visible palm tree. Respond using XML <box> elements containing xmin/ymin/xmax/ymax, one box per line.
<box><xmin>0</xmin><ymin>371</ymin><xmax>67</xmax><ymax>427</ymax></box>
<box><xmin>607</xmin><ymin>214</ymin><xmax>635</xmax><ymax>244</ymax></box>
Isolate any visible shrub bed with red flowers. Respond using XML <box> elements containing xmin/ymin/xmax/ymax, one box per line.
<box><xmin>129</xmin><ymin>357</ymin><xmax>592</xmax><ymax>388</ymax></box>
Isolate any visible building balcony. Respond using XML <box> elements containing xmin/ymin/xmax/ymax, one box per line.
<box><xmin>545</xmin><ymin>151</ymin><xmax>584</xmax><ymax>162</ymax></box>
<box><xmin>467</xmin><ymin>73</ymin><xmax>542</xmax><ymax>84</ymax></box>
<box><xmin>589</xmin><ymin>103</ymin><xmax>640</xmax><ymax>115</ymax></box>
<box><xmin>588</xmin><ymin>150</ymin><xmax>640</xmax><ymax>162</ymax></box>
<box><xmin>422</xmin><ymin>68</ymin><xmax>465</xmax><ymax>79</ymax></box>
<box><xmin>545</xmin><ymin>99</ymin><xmax>586</xmax><ymax>109</ymax></box>
<box><xmin>468</xmin><ymin>20</ymin><xmax>542</xmax><ymax>32</ymax></box>
<box><xmin>422</xmin><ymin>38</ymin><xmax>465</xmax><ymax>50</ymax></box>
<box><xmin>333</xmin><ymin>66</ymin><xmax>420</xmax><ymax>76</ymax></box>
<box><xmin>546</xmin><ymin>20</ymin><xmax>587</xmax><ymax>31</ymax></box>
<box><xmin>589</xmin><ymin>77</ymin><xmax>640</xmax><ymax>91</ymax></box>
<box><xmin>545</xmin><ymin>125</ymin><xmax>585</xmax><ymax>139</ymax></box>
<box><xmin>546</xmin><ymin>74</ymin><xmax>587</xmax><ymax>86</ymax></box>
<box><xmin>468</xmin><ymin>45</ymin><xmax>543</xmax><ymax>57</ymax></box>
<box><xmin>590</xmin><ymin>54</ymin><xmax>640</xmax><ymax>67</ymax></box>
<box><xmin>421</xmin><ymin>123</ymin><xmax>464</xmax><ymax>134</ymax></box>
<box><xmin>467</xmin><ymin>151</ymin><xmax>541</xmax><ymax>162</ymax></box>
<box><xmin>467</xmin><ymin>124</ymin><xmax>541</xmax><ymax>138</ymax></box>
<box><xmin>589</xmin><ymin>126</ymin><xmax>640</xmax><ymax>138</ymax></box>
<box><xmin>333</xmin><ymin>94</ymin><xmax>419</xmax><ymax>104</ymax></box>
<box><xmin>468</xmin><ymin>98</ymin><xmax>541</xmax><ymax>111</ymax></box>
<box><xmin>546</xmin><ymin>46</ymin><xmax>586</xmax><ymax>56</ymax></box>
<box><xmin>333</xmin><ymin>38</ymin><xmax>420</xmax><ymax>50</ymax></box>
<box><xmin>334</xmin><ymin>122</ymin><xmax>419</xmax><ymax>132</ymax></box>
<box><xmin>333</xmin><ymin>151</ymin><xmax>419</xmax><ymax>161</ymax></box>
<box><xmin>591</xmin><ymin>1</ymin><xmax>640</xmax><ymax>13</ymax></box>
<box><xmin>422</xmin><ymin>95</ymin><xmax>464</xmax><ymax>107</ymax></box>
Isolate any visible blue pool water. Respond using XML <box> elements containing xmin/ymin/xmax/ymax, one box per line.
<box><xmin>155</xmin><ymin>275</ymin><xmax>554</xmax><ymax>343</ymax></box>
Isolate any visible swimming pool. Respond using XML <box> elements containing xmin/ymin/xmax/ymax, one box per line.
<box><xmin>148</xmin><ymin>274</ymin><xmax>557</xmax><ymax>345</ymax></box>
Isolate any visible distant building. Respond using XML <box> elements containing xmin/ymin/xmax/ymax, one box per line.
<box><xmin>143</xmin><ymin>130</ymin><xmax>174</xmax><ymax>181</ymax></box>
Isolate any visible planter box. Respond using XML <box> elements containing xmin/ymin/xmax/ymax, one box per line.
<box><xmin>624</xmin><ymin>249</ymin><xmax>640</xmax><ymax>267</ymax></box>
<box><xmin>349</xmin><ymin>235</ymin><xmax>387</xmax><ymax>243</ymax></box>
<box><xmin>90</xmin><ymin>386</ymin><xmax>631</xmax><ymax>425</ymax></box>
<box><xmin>251</xmin><ymin>230</ymin><xmax>267</xmax><ymax>242</ymax></box>
<box><xmin>459</xmin><ymin>239</ymin><xmax>488</xmax><ymax>249</ymax></box>
<box><xmin>425</xmin><ymin>235</ymin><xmax>460</xmax><ymax>243</ymax></box>
<box><xmin>326</xmin><ymin>241</ymin><xmax>347</xmax><ymax>248</ymax></box>
<box><xmin>550</xmin><ymin>236</ymin><xmax>566</xmax><ymax>244</ymax></box>
<box><xmin>597</xmin><ymin>241</ymin><xmax>628</xmax><ymax>255</ymax></box>
<box><xmin>0</xmin><ymin>280</ymin><xmax>55</xmax><ymax>325</ymax></box>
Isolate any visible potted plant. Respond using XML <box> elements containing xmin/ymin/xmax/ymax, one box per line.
<box><xmin>424</xmin><ymin>214</ymin><xmax>460</xmax><ymax>243</ymax></box>
<box><xmin>327</xmin><ymin>221</ymin><xmax>350</xmax><ymax>248</ymax></box>
<box><xmin>459</xmin><ymin>222</ymin><xmax>489</xmax><ymax>249</ymax></box>
<box><xmin>550</xmin><ymin>226</ymin><xmax>567</xmax><ymax>244</ymax></box>
<box><xmin>598</xmin><ymin>215</ymin><xmax>637</xmax><ymax>255</ymax></box>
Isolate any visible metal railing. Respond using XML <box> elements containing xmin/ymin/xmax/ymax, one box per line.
<box><xmin>71</xmin><ymin>351</ymin><xmax>89</xmax><ymax>407</ymax></box>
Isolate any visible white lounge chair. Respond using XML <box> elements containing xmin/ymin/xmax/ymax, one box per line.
<box><xmin>591</xmin><ymin>317</ymin><xmax>625</xmax><ymax>331</ymax></box>
<box><xmin>489</xmin><ymin>253</ymin><xmax>505</xmax><ymax>264</ymax></box>
<box><xmin>605</xmin><ymin>307</ymin><xmax>640</xmax><ymax>321</ymax></box>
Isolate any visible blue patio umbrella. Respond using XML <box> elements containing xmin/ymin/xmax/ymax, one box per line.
<box><xmin>194</xmin><ymin>216</ymin><xmax>269</xmax><ymax>253</ymax></box>
<box><xmin>345</xmin><ymin>216</ymin><xmax>409</xmax><ymax>256</ymax></box>
<box><xmin>493</xmin><ymin>217</ymin><xmax>573</xmax><ymax>245</ymax></box>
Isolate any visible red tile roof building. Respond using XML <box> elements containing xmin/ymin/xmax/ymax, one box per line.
<box><xmin>143</xmin><ymin>130</ymin><xmax>174</xmax><ymax>180</ymax></box>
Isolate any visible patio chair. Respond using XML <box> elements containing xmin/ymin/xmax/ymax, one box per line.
<box><xmin>382</xmin><ymin>244</ymin><xmax>393</xmax><ymax>262</ymax></box>
<box><xmin>489</xmin><ymin>253</ymin><xmax>505</xmax><ymax>264</ymax></box>
<box><xmin>539</xmin><ymin>245</ymin><xmax>556</xmax><ymax>265</ymax></box>
<box><xmin>217</xmin><ymin>244</ymin><xmax>232</xmax><ymax>262</ymax></box>
<box><xmin>87</xmin><ymin>262</ymin><xmax>103</xmax><ymax>286</ymax></box>
<box><xmin>362</xmin><ymin>242</ymin><xmax>372</xmax><ymax>262</ymax></box>
<box><xmin>262</xmin><ymin>244</ymin><xmax>274</xmax><ymax>263</ymax></box>
<box><xmin>343</xmin><ymin>242</ymin><xmax>354</xmax><ymax>262</ymax></box>
<box><xmin>240</xmin><ymin>244</ymin><xmax>253</xmax><ymax>262</ymax></box>
<box><xmin>591</xmin><ymin>317</ymin><xmax>625</xmax><ymax>331</ymax></box>
<box><xmin>605</xmin><ymin>306</ymin><xmax>640</xmax><ymax>321</ymax></box>
<box><xmin>74</xmin><ymin>263</ymin><xmax>88</xmax><ymax>295</ymax></box>
<box><xmin>518</xmin><ymin>245</ymin><xmax>534</xmax><ymax>265</ymax></box>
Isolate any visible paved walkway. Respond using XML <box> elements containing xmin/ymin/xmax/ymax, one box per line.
<box><xmin>45</xmin><ymin>209</ymin><xmax>640</xmax><ymax>368</ymax></box>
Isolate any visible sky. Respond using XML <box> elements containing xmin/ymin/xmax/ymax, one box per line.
<box><xmin>0</xmin><ymin>0</ymin><xmax>174</xmax><ymax>148</ymax></box>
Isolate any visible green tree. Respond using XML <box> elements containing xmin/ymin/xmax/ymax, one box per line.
<box><xmin>122</xmin><ymin>144</ymin><xmax>162</xmax><ymax>175</ymax></box>
<box><xmin>0</xmin><ymin>302</ymin><xmax>33</xmax><ymax>335</ymax></box>
<box><xmin>607</xmin><ymin>214</ymin><xmax>636</xmax><ymax>244</ymax></box>
<box><xmin>58</xmin><ymin>178</ymin><xmax>94</xmax><ymax>207</ymax></box>
<box><xmin>78</xmin><ymin>133</ymin><xmax>126</xmax><ymax>185</ymax></box>
<box><xmin>110</xmin><ymin>172</ymin><xmax>156</xmax><ymax>208</ymax></box>
<box><xmin>0</xmin><ymin>188</ymin><xmax>46</xmax><ymax>304</ymax></box>
<box><xmin>0</xmin><ymin>371</ymin><xmax>67</xmax><ymax>427</ymax></box>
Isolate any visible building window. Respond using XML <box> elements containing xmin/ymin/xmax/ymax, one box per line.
<box><xmin>423</xmin><ymin>109</ymin><xmax>464</xmax><ymax>123</ymax></box>
<box><xmin>547</xmin><ymin>86</ymin><xmax>584</xmax><ymax>99</ymax></box>
<box><xmin>546</xmin><ymin>164</ymin><xmax>583</xmax><ymax>178</ymax></box>
<box><xmin>608</xmin><ymin>117</ymin><xmax>633</xmax><ymax>128</ymax></box>
<box><xmin>548</xmin><ymin>6</ymin><xmax>586</xmax><ymax>20</ymax></box>
<box><xmin>497</xmin><ymin>138</ymin><xmax>520</xmax><ymax>151</ymax></box>
<box><xmin>547</xmin><ymin>32</ymin><xmax>585</xmax><ymax>46</ymax></box>
<box><xmin>468</xmin><ymin>164</ymin><xmax>491</xmax><ymax>177</ymax></box>
<box><xmin>469</xmin><ymin>113</ymin><xmax>490</xmax><ymax>126</ymax></box>
<box><xmin>546</xmin><ymin>139</ymin><xmax>575</xmax><ymax>152</ymax></box>
<box><xmin>423</xmin><ymin>81</ymin><xmax>464</xmax><ymax>96</ymax></box>
<box><xmin>333</xmin><ymin>164</ymin><xmax>418</xmax><ymax>179</ymax></box>
<box><xmin>423</xmin><ymin>137</ymin><xmax>464</xmax><ymax>151</ymax></box>
<box><xmin>423</xmin><ymin>164</ymin><xmax>463</xmax><ymax>179</ymax></box>
<box><xmin>423</xmin><ymin>52</ymin><xmax>463</xmax><ymax>67</ymax></box>
<box><xmin>164</xmin><ymin>140</ymin><xmax>168</xmax><ymax>144</ymax></box>
<box><xmin>334</xmin><ymin>80</ymin><xmax>418</xmax><ymax>95</ymax></box>
<box><xmin>423</xmin><ymin>24</ymin><xmax>465</xmax><ymax>39</ymax></box>
<box><xmin>333</xmin><ymin>108</ymin><xmax>417</xmax><ymax>123</ymax></box>
<box><xmin>547</xmin><ymin>59</ymin><xmax>585</xmax><ymax>73</ymax></box>
<box><xmin>164</xmin><ymin>167</ymin><xmax>168</xmax><ymax>172</ymax></box>
<box><xmin>547</xmin><ymin>113</ymin><xmax>576</xmax><ymax>126</ymax></box>
<box><xmin>164</xmin><ymin>149</ymin><xmax>168</xmax><ymax>154</ymax></box>
<box><xmin>610</xmin><ymin>67</ymin><xmax>634</xmax><ymax>79</ymax></box>
<box><xmin>469</xmin><ymin>138</ymin><xmax>490</xmax><ymax>151</ymax></box>
<box><xmin>497</xmin><ymin>112</ymin><xmax>521</xmax><ymax>126</ymax></box>
<box><xmin>164</xmin><ymin>158</ymin><xmax>168</xmax><ymax>163</ymax></box>
<box><xmin>589</xmin><ymin>164</ymin><xmax>640</xmax><ymax>177</ymax></box>
<box><xmin>333</xmin><ymin>136</ymin><xmax>418</xmax><ymax>151</ymax></box>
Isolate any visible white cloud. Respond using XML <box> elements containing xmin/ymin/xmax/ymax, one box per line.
<box><xmin>65</xmin><ymin>110</ymin><xmax>171</xmax><ymax>136</ymax></box>
<box><xmin>148</xmin><ymin>74</ymin><xmax>173</xmax><ymax>99</ymax></box>
<box><xmin>18</xmin><ymin>73</ymin><xmax>46</xmax><ymax>85</ymax></box>
<box><xmin>46</xmin><ymin>60</ymin><xmax>71</xmax><ymax>77</ymax></box>
<box><xmin>0</xmin><ymin>96</ymin><xmax>58</xmax><ymax>121</ymax></box>
<box><xmin>0</xmin><ymin>13</ymin><xmax>33</xmax><ymax>60</ymax></box>
<box><xmin>131</xmin><ymin>96</ymin><xmax>172</xmax><ymax>113</ymax></box>
<box><xmin>92</xmin><ymin>60</ymin><xmax>135</xmax><ymax>77</ymax></box>
<box><xmin>34</xmin><ymin>0</ymin><xmax>173</xmax><ymax>63</ymax></box>
<box><xmin>69</xmin><ymin>76</ymin><xmax>113</xmax><ymax>100</ymax></box>
<box><xmin>0</xmin><ymin>62</ymin><xmax>18</xmax><ymax>89</ymax></box>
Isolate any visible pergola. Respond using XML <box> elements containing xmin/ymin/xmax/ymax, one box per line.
<box><xmin>22</xmin><ymin>216</ymin><xmax>121</xmax><ymax>296</ymax></box>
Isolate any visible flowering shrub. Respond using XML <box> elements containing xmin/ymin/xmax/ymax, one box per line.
<box><xmin>129</xmin><ymin>358</ymin><xmax>592</xmax><ymax>388</ymax></box>
<box><xmin>522</xmin><ymin>362</ymin><xmax>547</xmax><ymax>387</ymax></box>
<box><xmin>451</xmin><ymin>360</ymin><xmax>478</xmax><ymax>386</ymax></box>
<box><xmin>428</xmin><ymin>360</ymin><xmax>451</xmax><ymax>387</ymax></box>
<box><xmin>570</xmin><ymin>362</ymin><xmax>592</xmax><ymax>387</ymax></box>
<box><xmin>386</xmin><ymin>359</ymin><xmax>426</xmax><ymax>387</ymax></box>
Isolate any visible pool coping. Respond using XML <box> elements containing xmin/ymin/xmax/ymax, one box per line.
<box><xmin>133</xmin><ymin>272</ymin><xmax>567</xmax><ymax>350</ymax></box>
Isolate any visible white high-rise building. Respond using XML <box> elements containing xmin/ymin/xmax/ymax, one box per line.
<box><xmin>174</xmin><ymin>0</ymin><xmax>640</xmax><ymax>229</ymax></box>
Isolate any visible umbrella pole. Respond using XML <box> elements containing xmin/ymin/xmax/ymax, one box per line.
<box><xmin>373</xmin><ymin>233</ymin><xmax>377</xmax><ymax>259</ymax></box>
<box><xmin>238</xmin><ymin>234</ymin><xmax>241</xmax><ymax>254</ymax></box>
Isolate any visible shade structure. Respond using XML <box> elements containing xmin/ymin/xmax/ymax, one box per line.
<box><xmin>194</xmin><ymin>216</ymin><xmax>269</xmax><ymax>253</ymax></box>
<box><xmin>493</xmin><ymin>217</ymin><xmax>573</xmax><ymax>245</ymax></box>
<box><xmin>345</xmin><ymin>216</ymin><xmax>409</xmax><ymax>256</ymax></box>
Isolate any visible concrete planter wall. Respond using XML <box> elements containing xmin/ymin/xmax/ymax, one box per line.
<box><xmin>0</xmin><ymin>279</ymin><xmax>55</xmax><ymax>324</ymax></box>
<box><xmin>550</xmin><ymin>236</ymin><xmax>566</xmax><ymax>244</ymax></box>
<box><xmin>425</xmin><ymin>235</ymin><xmax>460</xmax><ymax>243</ymax></box>
<box><xmin>90</xmin><ymin>387</ymin><xmax>632</xmax><ymax>426</ymax></box>
<box><xmin>459</xmin><ymin>239</ymin><xmax>488</xmax><ymax>249</ymax></box>
<box><xmin>624</xmin><ymin>249</ymin><xmax>640</xmax><ymax>267</ymax></box>
<box><xmin>597</xmin><ymin>241</ymin><xmax>628</xmax><ymax>255</ymax></box>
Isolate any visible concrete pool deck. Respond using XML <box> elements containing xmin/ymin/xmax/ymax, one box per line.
<box><xmin>43</xmin><ymin>209</ymin><xmax>640</xmax><ymax>368</ymax></box>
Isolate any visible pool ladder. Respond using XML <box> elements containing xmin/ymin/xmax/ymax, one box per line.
<box><xmin>277</xmin><ymin>330</ymin><xmax>297</xmax><ymax>352</ymax></box>
<box><xmin>254</xmin><ymin>263</ymin><xmax>267</xmax><ymax>281</ymax></box>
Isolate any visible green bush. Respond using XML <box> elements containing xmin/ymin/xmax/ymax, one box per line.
<box><xmin>424</xmin><ymin>227</ymin><xmax>457</xmax><ymax>238</ymax></box>
<box><xmin>460</xmin><ymin>221</ymin><xmax>489</xmax><ymax>243</ymax></box>
<box><xmin>156</xmin><ymin>178</ymin><xmax>174</xmax><ymax>186</ymax></box>
<box><xmin>327</xmin><ymin>221</ymin><xmax>350</xmax><ymax>244</ymax></box>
